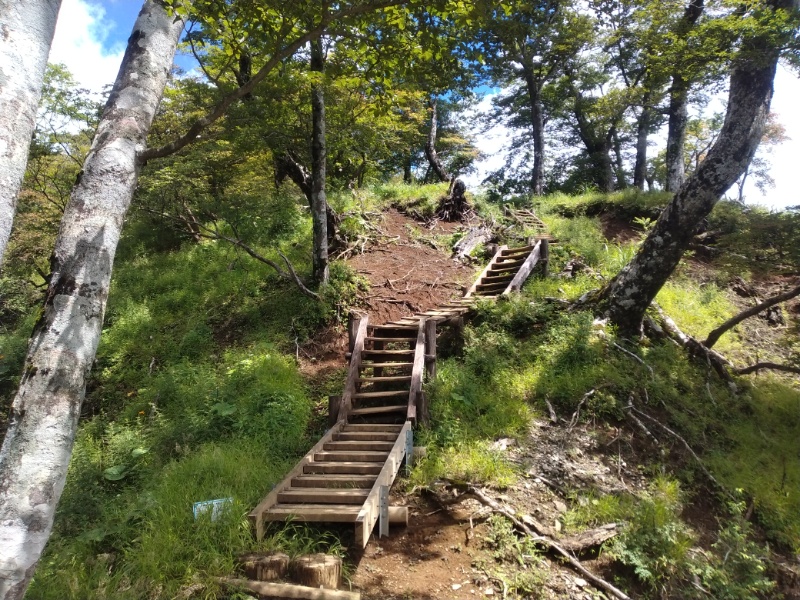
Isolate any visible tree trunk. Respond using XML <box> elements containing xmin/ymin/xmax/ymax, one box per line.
<box><xmin>310</xmin><ymin>37</ymin><xmax>328</xmax><ymax>284</ymax></box>
<box><xmin>0</xmin><ymin>4</ymin><xmax>183</xmax><ymax>598</ymax></box>
<box><xmin>403</xmin><ymin>155</ymin><xmax>413</xmax><ymax>183</ymax></box>
<box><xmin>633</xmin><ymin>103</ymin><xmax>651</xmax><ymax>190</ymax></box>
<box><xmin>664</xmin><ymin>78</ymin><xmax>689</xmax><ymax>192</ymax></box>
<box><xmin>523</xmin><ymin>70</ymin><xmax>545</xmax><ymax>195</ymax></box>
<box><xmin>0</xmin><ymin>0</ymin><xmax>62</xmax><ymax>266</ymax></box>
<box><xmin>612</xmin><ymin>128</ymin><xmax>626</xmax><ymax>189</ymax></box>
<box><xmin>664</xmin><ymin>0</ymin><xmax>704</xmax><ymax>192</ymax></box>
<box><xmin>598</xmin><ymin>5</ymin><xmax>789</xmax><ymax>334</ymax></box>
<box><xmin>424</xmin><ymin>98</ymin><xmax>451</xmax><ymax>182</ymax></box>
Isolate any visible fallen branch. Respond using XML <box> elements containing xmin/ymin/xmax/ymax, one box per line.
<box><xmin>735</xmin><ymin>362</ymin><xmax>800</xmax><ymax>376</ymax></box>
<box><xmin>704</xmin><ymin>283</ymin><xmax>800</xmax><ymax>348</ymax></box>
<box><xmin>623</xmin><ymin>405</ymin><xmax>733</xmax><ymax>500</ymax></box>
<box><xmin>568</xmin><ymin>389</ymin><xmax>595</xmax><ymax>431</ymax></box>
<box><xmin>218</xmin><ymin>577</ymin><xmax>360</xmax><ymax>600</ymax></box>
<box><xmin>444</xmin><ymin>484</ymin><xmax>631</xmax><ymax>600</ymax></box>
<box><xmin>452</xmin><ymin>226</ymin><xmax>493</xmax><ymax>261</ymax></box>
<box><xmin>612</xmin><ymin>342</ymin><xmax>654</xmax><ymax>379</ymax></box>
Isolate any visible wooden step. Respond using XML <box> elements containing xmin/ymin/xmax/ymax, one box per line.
<box><xmin>359</xmin><ymin>362</ymin><xmax>413</xmax><ymax>369</ymax></box>
<box><xmin>323</xmin><ymin>440</ymin><xmax>395</xmax><ymax>452</ymax></box>
<box><xmin>490</xmin><ymin>265</ymin><xmax>522</xmax><ymax>273</ymax></box>
<box><xmin>476</xmin><ymin>281</ymin><xmax>510</xmax><ymax>290</ymax></box>
<box><xmin>357</xmin><ymin>375</ymin><xmax>412</xmax><ymax>383</ymax></box>
<box><xmin>314</xmin><ymin>450</ymin><xmax>389</xmax><ymax>462</ymax></box>
<box><xmin>335</xmin><ymin>432</ymin><xmax>400</xmax><ymax>442</ymax></box>
<box><xmin>303</xmin><ymin>462</ymin><xmax>383</xmax><ymax>475</ymax></box>
<box><xmin>481</xmin><ymin>274</ymin><xmax>514</xmax><ymax>283</ymax></box>
<box><xmin>277</xmin><ymin>488</ymin><xmax>370</xmax><ymax>504</ymax></box>
<box><xmin>342</xmin><ymin>423</ymin><xmax>404</xmax><ymax>432</ymax></box>
<box><xmin>369</xmin><ymin>324</ymin><xmax>417</xmax><ymax>331</ymax></box>
<box><xmin>362</xmin><ymin>349</ymin><xmax>415</xmax><ymax>356</ymax></box>
<box><xmin>291</xmin><ymin>474</ymin><xmax>377</xmax><ymax>488</ymax></box>
<box><xmin>494</xmin><ymin>257</ymin><xmax>525</xmax><ymax>265</ymax></box>
<box><xmin>264</xmin><ymin>504</ymin><xmax>363</xmax><ymax>522</ymax></box>
<box><xmin>353</xmin><ymin>390</ymin><xmax>409</xmax><ymax>399</ymax></box>
<box><xmin>502</xmin><ymin>246</ymin><xmax>534</xmax><ymax>255</ymax></box>
<box><xmin>349</xmin><ymin>405</ymin><xmax>407</xmax><ymax>417</ymax></box>
<box><xmin>365</xmin><ymin>336</ymin><xmax>414</xmax><ymax>343</ymax></box>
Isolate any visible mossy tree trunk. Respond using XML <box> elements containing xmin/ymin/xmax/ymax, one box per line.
<box><xmin>0</xmin><ymin>3</ymin><xmax>183</xmax><ymax>597</ymax></box>
<box><xmin>310</xmin><ymin>36</ymin><xmax>329</xmax><ymax>284</ymax></box>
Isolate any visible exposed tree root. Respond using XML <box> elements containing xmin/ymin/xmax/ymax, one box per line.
<box><xmin>735</xmin><ymin>362</ymin><xmax>800</xmax><ymax>376</ymax></box>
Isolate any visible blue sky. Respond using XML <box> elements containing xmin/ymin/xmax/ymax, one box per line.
<box><xmin>52</xmin><ymin>0</ymin><xmax>799</xmax><ymax>209</ymax></box>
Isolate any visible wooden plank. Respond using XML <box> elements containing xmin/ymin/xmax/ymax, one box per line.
<box><xmin>408</xmin><ymin>319</ymin><xmax>426</xmax><ymax>422</ymax></box>
<box><xmin>221</xmin><ymin>577</ymin><xmax>361</xmax><ymax>600</ymax></box>
<box><xmin>355</xmin><ymin>421</ymin><xmax>412</xmax><ymax>547</ymax></box>
<box><xmin>303</xmin><ymin>462</ymin><xmax>383</xmax><ymax>475</ymax></box>
<box><xmin>291</xmin><ymin>475</ymin><xmax>377</xmax><ymax>488</ymax></box>
<box><xmin>341</xmin><ymin>424</ymin><xmax>403</xmax><ymax>432</ymax></box>
<box><xmin>323</xmin><ymin>441</ymin><xmax>395</xmax><ymax>451</ymax></box>
<box><xmin>424</xmin><ymin>319</ymin><xmax>437</xmax><ymax>382</ymax></box>
<box><xmin>365</xmin><ymin>337</ymin><xmax>414</xmax><ymax>343</ymax></box>
<box><xmin>357</xmin><ymin>376</ymin><xmax>412</xmax><ymax>383</ymax></box>
<box><xmin>249</xmin><ymin>421</ymin><xmax>345</xmax><ymax>540</ymax></box>
<box><xmin>464</xmin><ymin>245</ymin><xmax>507</xmax><ymax>298</ymax></box>
<box><xmin>503</xmin><ymin>240</ymin><xmax>542</xmax><ymax>295</ymax></box>
<box><xmin>277</xmin><ymin>489</ymin><xmax>370</xmax><ymax>504</ymax></box>
<box><xmin>358</xmin><ymin>362</ymin><xmax>413</xmax><ymax>369</ymax></box>
<box><xmin>340</xmin><ymin>316</ymin><xmax>368</xmax><ymax>423</ymax></box>
<box><xmin>314</xmin><ymin>450</ymin><xmax>389</xmax><ymax>462</ymax></box>
<box><xmin>362</xmin><ymin>349</ymin><xmax>414</xmax><ymax>356</ymax></box>
<box><xmin>335</xmin><ymin>432</ymin><xmax>399</xmax><ymax>442</ymax></box>
<box><xmin>481</xmin><ymin>274</ymin><xmax>514</xmax><ymax>282</ymax></box>
<box><xmin>352</xmin><ymin>390</ymin><xmax>409</xmax><ymax>399</ymax></box>
<box><xmin>264</xmin><ymin>504</ymin><xmax>362</xmax><ymax>522</ymax></box>
<box><xmin>349</xmin><ymin>405</ymin><xmax>407</xmax><ymax>416</ymax></box>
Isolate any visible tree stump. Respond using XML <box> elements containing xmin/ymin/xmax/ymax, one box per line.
<box><xmin>290</xmin><ymin>554</ymin><xmax>342</xmax><ymax>589</ymax></box>
<box><xmin>238</xmin><ymin>552</ymin><xmax>290</xmax><ymax>581</ymax></box>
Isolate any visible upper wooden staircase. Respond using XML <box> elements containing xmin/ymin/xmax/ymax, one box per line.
<box><xmin>249</xmin><ymin>237</ymin><xmax>550</xmax><ymax>547</ymax></box>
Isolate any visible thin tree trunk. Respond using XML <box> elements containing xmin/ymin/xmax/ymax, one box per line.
<box><xmin>665</xmin><ymin>79</ymin><xmax>689</xmax><ymax>192</ymax></box>
<box><xmin>612</xmin><ymin>128</ymin><xmax>626</xmax><ymax>189</ymax></box>
<box><xmin>403</xmin><ymin>155</ymin><xmax>413</xmax><ymax>183</ymax></box>
<box><xmin>664</xmin><ymin>0</ymin><xmax>704</xmax><ymax>192</ymax></box>
<box><xmin>0</xmin><ymin>4</ymin><xmax>183</xmax><ymax>597</ymax></box>
<box><xmin>310</xmin><ymin>37</ymin><xmax>328</xmax><ymax>284</ymax></box>
<box><xmin>424</xmin><ymin>98</ymin><xmax>451</xmax><ymax>182</ymax></box>
<box><xmin>523</xmin><ymin>70</ymin><xmax>545</xmax><ymax>195</ymax></box>
<box><xmin>598</xmin><ymin>3</ymin><xmax>789</xmax><ymax>335</ymax></box>
<box><xmin>633</xmin><ymin>103</ymin><xmax>651</xmax><ymax>190</ymax></box>
<box><xmin>0</xmin><ymin>0</ymin><xmax>62</xmax><ymax>266</ymax></box>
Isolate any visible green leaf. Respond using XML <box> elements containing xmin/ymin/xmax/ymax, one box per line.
<box><xmin>103</xmin><ymin>465</ymin><xmax>129</xmax><ymax>481</ymax></box>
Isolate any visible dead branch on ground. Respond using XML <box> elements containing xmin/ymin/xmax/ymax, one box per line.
<box><xmin>735</xmin><ymin>361</ymin><xmax>800</xmax><ymax>376</ymax></box>
<box><xmin>434</xmin><ymin>482</ymin><xmax>631</xmax><ymax>600</ymax></box>
<box><xmin>704</xmin><ymin>283</ymin><xmax>800</xmax><ymax>348</ymax></box>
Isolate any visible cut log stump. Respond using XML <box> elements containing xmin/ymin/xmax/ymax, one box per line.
<box><xmin>238</xmin><ymin>552</ymin><xmax>290</xmax><ymax>581</ymax></box>
<box><xmin>291</xmin><ymin>554</ymin><xmax>342</xmax><ymax>590</ymax></box>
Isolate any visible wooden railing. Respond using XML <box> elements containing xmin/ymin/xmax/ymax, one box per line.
<box><xmin>503</xmin><ymin>240</ymin><xmax>542</xmax><ymax>295</ymax></box>
<box><xmin>339</xmin><ymin>314</ymin><xmax>368</xmax><ymax>423</ymax></box>
<box><xmin>407</xmin><ymin>319</ymin><xmax>426</xmax><ymax>422</ymax></box>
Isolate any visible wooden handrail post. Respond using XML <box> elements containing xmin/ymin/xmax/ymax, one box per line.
<box><xmin>340</xmin><ymin>314</ymin><xmax>368</xmax><ymax>423</ymax></box>
<box><xmin>540</xmin><ymin>238</ymin><xmax>550</xmax><ymax>278</ymax></box>
<box><xmin>424</xmin><ymin>319</ymin><xmax>437</xmax><ymax>380</ymax></box>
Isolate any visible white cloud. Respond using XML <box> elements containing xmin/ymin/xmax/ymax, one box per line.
<box><xmin>50</xmin><ymin>0</ymin><xmax>126</xmax><ymax>93</ymax></box>
<box><xmin>461</xmin><ymin>92</ymin><xmax>510</xmax><ymax>189</ymax></box>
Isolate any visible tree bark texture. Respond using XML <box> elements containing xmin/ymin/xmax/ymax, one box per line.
<box><xmin>633</xmin><ymin>103</ymin><xmax>651</xmax><ymax>190</ymax></box>
<box><xmin>664</xmin><ymin>0</ymin><xmax>704</xmax><ymax>192</ymax></box>
<box><xmin>523</xmin><ymin>69</ymin><xmax>545</xmax><ymax>195</ymax></box>
<box><xmin>0</xmin><ymin>3</ymin><xmax>183</xmax><ymax>598</ymax></box>
<box><xmin>310</xmin><ymin>38</ymin><xmax>329</xmax><ymax>284</ymax></box>
<box><xmin>424</xmin><ymin>98</ymin><xmax>451</xmax><ymax>183</ymax></box>
<box><xmin>0</xmin><ymin>0</ymin><xmax>62</xmax><ymax>266</ymax></box>
<box><xmin>598</xmin><ymin>4</ymin><xmax>792</xmax><ymax>334</ymax></box>
<box><xmin>571</xmin><ymin>89</ymin><xmax>614</xmax><ymax>193</ymax></box>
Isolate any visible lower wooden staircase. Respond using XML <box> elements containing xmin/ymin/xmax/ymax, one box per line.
<box><xmin>249</xmin><ymin>237</ymin><xmax>549</xmax><ymax>547</ymax></box>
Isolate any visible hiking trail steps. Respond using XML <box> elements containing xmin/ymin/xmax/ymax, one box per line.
<box><xmin>249</xmin><ymin>233</ymin><xmax>550</xmax><ymax>547</ymax></box>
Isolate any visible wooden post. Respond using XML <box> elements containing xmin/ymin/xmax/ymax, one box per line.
<box><xmin>238</xmin><ymin>552</ymin><xmax>290</xmax><ymax>581</ymax></box>
<box><xmin>347</xmin><ymin>313</ymin><xmax>358</xmax><ymax>354</ymax></box>
<box><xmin>291</xmin><ymin>554</ymin><xmax>342</xmax><ymax>590</ymax></box>
<box><xmin>540</xmin><ymin>238</ymin><xmax>550</xmax><ymax>278</ymax></box>
<box><xmin>328</xmin><ymin>395</ymin><xmax>342</xmax><ymax>427</ymax></box>
<box><xmin>424</xmin><ymin>320</ymin><xmax>437</xmax><ymax>380</ymax></box>
<box><xmin>418</xmin><ymin>391</ymin><xmax>429</xmax><ymax>426</ymax></box>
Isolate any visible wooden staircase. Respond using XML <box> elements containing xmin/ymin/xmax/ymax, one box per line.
<box><xmin>249</xmin><ymin>238</ymin><xmax>548</xmax><ymax>547</ymax></box>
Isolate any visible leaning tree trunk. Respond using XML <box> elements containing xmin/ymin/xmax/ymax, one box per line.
<box><xmin>424</xmin><ymin>98</ymin><xmax>451</xmax><ymax>182</ymax></box>
<box><xmin>0</xmin><ymin>3</ymin><xmax>183</xmax><ymax>598</ymax></box>
<box><xmin>0</xmin><ymin>0</ymin><xmax>62</xmax><ymax>266</ymax></box>
<box><xmin>310</xmin><ymin>37</ymin><xmax>329</xmax><ymax>284</ymax></box>
<box><xmin>597</xmin><ymin>0</ymin><xmax>793</xmax><ymax>335</ymax></box>
<box><xmin>633</xmin><ymin>102</ymin><xmax>651</xmax><ymax>190</ymax></box>
<box><xmin>523</xmin><ymin>70</ymin><xmax>546</xmax><ymax>195</ymax></box>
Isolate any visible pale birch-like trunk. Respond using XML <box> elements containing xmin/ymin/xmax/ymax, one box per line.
<box><xmin>310</xmin><ymin>37</ymin><xmax>329</xmax><ymax>284</ymax></box>
<box><xmin>598</xmin><ymin>0</ymin><xmax>796</xmax><ymax>334</ymax></box>
<box><xmin>0</xmin><ymin>3</ymin><xmax>183</xmax><ymax>597</ymax></box>
<box><xmin>664</xmin><ymin>79</ymin><xmax>689</xmax><ymax>192</ymax></box>
<box><xmin>523</xmin><ymin>69</ymin><xmax>545</xmax><ymax>196</ymax></box>
<box><xmin>633</xmin><ymin>102</ymin><xmax>651</xmax><ymax>190</ymax></box>
<box><xmin>424</xmin><ymin>98</ymin><xmax>451</xmax><ymax>182</ymax></box>
<box><xmin>0</xmin><ymin>0</ymin><xmax>62</xmax><ymax>266</ymax></box>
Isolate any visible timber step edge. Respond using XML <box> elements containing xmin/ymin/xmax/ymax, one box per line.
<box><xmin>277</xmin><ymin>488</ymin><xmax>370</xmax><ymax>504</ymax></box>
<box><xmin>291</xmin><ymin>474</ymin><xmax>377</xmax><ymax>488</ymax></box>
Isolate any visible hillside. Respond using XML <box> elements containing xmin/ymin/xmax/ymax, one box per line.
<box><xmin>1</xmin><ymin>185</ymin><xmax>799</xmax><ymax>599</ymax></box>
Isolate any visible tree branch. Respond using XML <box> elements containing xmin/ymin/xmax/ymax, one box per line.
<box><xmin>735</xmin><ymin>362</ymin><xmax>800</xmax><ymax>376</ymax></box>
<box><xmin>704</xmin><ymin>283</ymin><xmax>800</xmax><ymax>348</ymax></box>
<box><xmin>139</xmin><ymin>0</ymin><xmax>411</xmax><ymax>162</ymax></box>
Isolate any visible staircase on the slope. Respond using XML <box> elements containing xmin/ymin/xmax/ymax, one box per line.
<box><xmin>248</xmin><ymin>239</ymin><xmax>548</xmax><ymax>548</ymax></box>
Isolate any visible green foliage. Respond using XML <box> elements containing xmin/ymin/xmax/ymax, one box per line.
<box><xmin>477</xmin><ymin>514</ymin><xmax>547</xmax><ymax>598</ymax></box>
<box><xmin>373</xmin><ymin>181</ymin><xmax>449</xmax><ymax>219</ymax></box>
<box><xmin>655</xmin><ymin>279</ymin><xmax>736</xmax><ymax>351</ymax></box>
